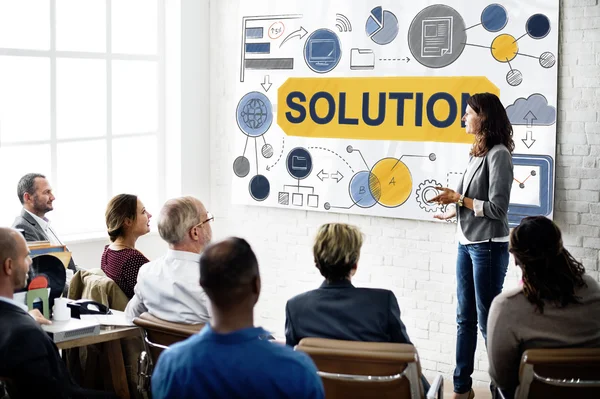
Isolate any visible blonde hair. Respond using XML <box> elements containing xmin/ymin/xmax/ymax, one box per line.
<box><xmin>313</xmin><ymin>223</ymin><xmax>364</xmax><ymax>281</ymax></box>
<box><xmin>105</xmin><ymin>194</ymin><xmax>138</xmax><ymax>242</ymax></box>
<box><xmin>158</xmin><ymin>196</ymin><xmax>203</xmax><ymax>244</ymax></box>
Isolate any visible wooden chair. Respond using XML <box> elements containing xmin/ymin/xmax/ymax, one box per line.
<box><xmin>499</xmin><ymin>348</ymin><xmax>600</xmax><ymax>399</ymax></box>
<box><xmin>296</xmin><ymin>338</ymin><xmax>443</xmax><ymax>399</ymax></box>
<box><xmin>132</xmin><ymin>312</ymin><xmax>204</xmax><ymax>394</ymax></box>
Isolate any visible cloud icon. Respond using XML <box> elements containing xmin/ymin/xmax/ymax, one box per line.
<box><xmin>505</xmin><ymin>94</ymin><xmax>556</xmax><ymax>126</ymax></box>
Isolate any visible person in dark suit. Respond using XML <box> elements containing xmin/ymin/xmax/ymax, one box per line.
<box><xmin>285</xmin><ymin>223</ymin><xmax>429</xmax><ymax>391</ymax></box>
<box><xmin>0</xmin><ymin>227</ymin><xmax>113</xmax><ymax>399</ymax></box>
<box><xmin>12</xmin><ymin>173</ymin><xmax>76</xmax><ymax>272</ymax></box>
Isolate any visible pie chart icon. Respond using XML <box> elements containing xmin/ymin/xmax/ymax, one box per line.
<box><xmin>365</xmin><ymin>6</ymin><xmax>399</xmax><ymax>45</ymax></box>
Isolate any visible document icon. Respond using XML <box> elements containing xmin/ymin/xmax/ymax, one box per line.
<box><xmin>350</xmin><ymin>48</ymin><xmax>375</xmax><ymax>70</ymax></box>
<box><xmin>421</xmin><ymin>17</ymin><xmax>453</xmax><ymax>57</ymax></box>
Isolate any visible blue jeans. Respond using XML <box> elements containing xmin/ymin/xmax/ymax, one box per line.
<box><xmin>453</xmin><ymin>241</ymin><xmax>509</xmax><ymax>394</ymax></box>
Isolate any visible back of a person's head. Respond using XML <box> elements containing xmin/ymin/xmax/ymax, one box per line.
<box><xmin>105</xmin><ymin>194</ymin><xmax>138</xmax><ymax>242</ymax></box>
<box><xmin>510</xmin><ymin>216</ymin><xmax>586</xmax><ymax>312</ymax></box>
<box><xmin>0</xmin><ymin>227</ymin><xmax>19</xmax><ymax>274</ymax></box>
<box><xmin>200</xmin><ymin>237</ymin><xmax>259</xmax><ymax>309</ymax></box>
<box><xmin>313</xmin><ymin>223</ymin><xmax>363</xmax><ymax>282</ymax></box>
<box><xmin>158</xmin><ymin>196</ymin><xmax>203</xmax><ymax>244</ymax></box>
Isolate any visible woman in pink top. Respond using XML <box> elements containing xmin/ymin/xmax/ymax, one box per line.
<box><xmin>101</xmin><ymin>194</ymin><xmax>152</xmax><ymax>298</ymax></box>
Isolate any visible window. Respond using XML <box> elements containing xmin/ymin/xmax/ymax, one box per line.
<box><xmin>0</xmin><ymin>0</ymin><xmax>180</xmax><ymax>238</ymax></box>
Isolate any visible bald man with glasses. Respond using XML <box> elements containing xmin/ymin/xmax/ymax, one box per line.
<box><xmin>125</xmin><ymin>197</ymin><xmax>213</xmax><ymax>324</ymax></box>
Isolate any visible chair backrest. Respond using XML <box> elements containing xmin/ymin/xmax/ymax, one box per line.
<box><xmin>517</xmin><ymin>348</ymin><xmax>600</xmax><ymax>399</ymax></box>
<box><xmin>296</xmin><ymin>338</ymin><xmax>423</xmax><ymax>399</ymax></box>
<box><xmin>133</xmin><ymin>312</ymin><xmax>204</xmax><ymax>364</ymax></box>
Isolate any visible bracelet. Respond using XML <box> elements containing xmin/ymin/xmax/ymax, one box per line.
<box><xmin>457</xmin><ymin>194</ymin><xmax>465</xmax><ymax>207</ymax></box>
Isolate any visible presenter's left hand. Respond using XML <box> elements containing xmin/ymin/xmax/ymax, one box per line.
<box><xmin>430</xmin><ymin>187</ymin><xmax>460</xmax><ymax>205</ymax></box>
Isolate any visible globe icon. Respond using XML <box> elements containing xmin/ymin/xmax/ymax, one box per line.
<box><xmin>241</xmin><ymin>98</ymin><xmax>268</xmax><ymax>130</ymax></box>
<box><xmin>236</xmin><ymin>91</ymin><xmax>273</xmax><ymax>137</ymax></box>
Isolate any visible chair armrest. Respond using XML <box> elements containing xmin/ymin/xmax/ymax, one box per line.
<box><xmin>426</xmin><ymin>374</ymin><xmax>444</xmax><ymax>399</ymax></box>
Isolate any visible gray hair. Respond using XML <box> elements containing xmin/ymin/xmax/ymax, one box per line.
<box><xmin>17</xmin><ymin>173</ymin><xmax>46</xmax><ymax>205</ymax></box>
<box><xmin>158</xmin><ymin>196</ymin><xmax>203</xmax><ymax>244</ymax></box>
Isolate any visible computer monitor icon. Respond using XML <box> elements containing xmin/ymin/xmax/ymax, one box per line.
<box><xmin>309</xmin><ymin>39</ymin><xmax>336</xmax><ymax>62</ymax></box>
<box><xmin>291</xmin><ymin>156</ymin><xmax>308</xmax><ymax>170</ymax></box>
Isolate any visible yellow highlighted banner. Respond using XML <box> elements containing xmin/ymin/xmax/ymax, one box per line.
<box><xmin>277</xmin><ymin>76</ymin><xmax>499</xmax><ymax>144</ymax></box>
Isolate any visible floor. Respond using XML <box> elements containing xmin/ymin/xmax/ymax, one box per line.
<box><xmin>442</xmin><ymin>380</ymin><xmax>492</xmax><ymax>399</ymax></box>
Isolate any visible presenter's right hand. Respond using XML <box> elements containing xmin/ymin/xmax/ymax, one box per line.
<box><xmin>433</xmin><ymin>207</ymin><xmax>457</xmax><ymax>221</ymax></box>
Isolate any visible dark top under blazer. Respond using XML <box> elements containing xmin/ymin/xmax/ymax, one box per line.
<box><xmin>457</xmin><ymin>144</ymin><xmax>513</xmax><ymax>242</ymax></box>
<box><xmin>0</xmin><ymin>300</ymin><xmax>75</xmax><ymax>399</ymax></box>
<box><xmin>285</xmin><ymin>279</ymin><xmax>412</xmax><ymax>347</ymax></box>
<box><xmin>12</xmin><ymin>209</ymin><xmax>76</xmax><ymax>272</ymax></box>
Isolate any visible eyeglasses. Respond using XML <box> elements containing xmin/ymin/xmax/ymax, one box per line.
<box><xmin>196</xmin><ymin>212</ymin><xmax>214</xmax><ymax>228</ymax></box>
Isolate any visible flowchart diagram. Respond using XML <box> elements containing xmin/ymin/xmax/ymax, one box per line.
<box><xmin>232</xmin><ymin>1</ymin><xmax>559</xmax><ymax>226</ymax></box>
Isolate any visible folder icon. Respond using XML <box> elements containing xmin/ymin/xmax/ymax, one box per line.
<box><xmin>350</xmin><ymin>48</ymin><xmax>375</xmax><ymax>70</ymax></box>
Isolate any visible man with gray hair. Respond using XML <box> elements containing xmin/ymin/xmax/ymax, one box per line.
<box><xmin>12</xmin><ymin>173</ymin><xmax>76</xmax><ymax>272</ymax></box>
<box><xmin>125</xmin><ymin>196</ymin><xmax>213</xmax><ymax>324</ymax></box>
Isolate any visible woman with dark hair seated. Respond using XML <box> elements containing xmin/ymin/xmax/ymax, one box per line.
<box><xmin>285</xmin><ymin>223</ymin><xmax>429</xmax><ymax>391</ymax></box>
<box><xmin>487</xmin><ymin>216</ymin><xmax>600</xmax><ymax>398</ymax></box>
<box><xmin>101</xmin><ymin>194</ymin><xmax>152</xmax><ymax>298</ymax></box>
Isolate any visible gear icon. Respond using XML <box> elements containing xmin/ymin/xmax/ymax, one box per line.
<box><xmin>416</xmin><ymin>179</ymin><xmax>443</xmax><ymax>212</ymax></box>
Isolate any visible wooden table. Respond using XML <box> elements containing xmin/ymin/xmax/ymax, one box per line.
<box><xmin>58</xmin><ymin>326</ymin><xmax>141</xmax><ymax>399</ymax></box>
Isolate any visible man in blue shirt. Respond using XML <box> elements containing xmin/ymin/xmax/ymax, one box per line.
<box><xmin>151</xmin><ymin>237</ymin><xmax>324</xmax><ymax>399</ymax></box>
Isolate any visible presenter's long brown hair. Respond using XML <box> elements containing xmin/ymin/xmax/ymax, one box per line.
<box><xmin>468</xmin><ymin>93</ymin><xmax>515</xmax><ymax>157</ymax></box>
<box><xmin>509</xmin><ymin>216</ymin><xmax>587</xmax><ymax>313</ymax></box>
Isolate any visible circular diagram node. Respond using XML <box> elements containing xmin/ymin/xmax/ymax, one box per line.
<box><xmin>233</xmin><ymin>156</ymin><xmax>250</xmax><ymax>178</ymax></box>
<box><xmin>491</xmin><ymin>34</ymin><xmax>518</xmax><ymax>63</ymax></box>
<box><xmin>506</xmin><ymin>69</ymin><xmax>523</xmax><ymax>86</ymax></box>
<box><xmin>286</xmin><ymin>147</ymin><xmax>313</xmax><ymax>180</ymax></box>
<box><xmin>526</xmin><ymin>14</ymin><xmax>551</xmax><ymax>39</ymax></box>
<box><xmin>324</xmin><ymin>202</ymin><xmax>331</xmax><ymax>210</ymax></box>
<box><xmin>369</xmin><ymin>158</ymin><xmax>412</xmax><ymax>208</ymax></box>
<box><xmin>408</xmin><ymin>5</ymin><xmax>467</xmax><ymax>68</ymax></box>
<box><xmin>236</xmin><ymin>91</ymin><xmax>273</xmax><ymax>137</ymax></box>
<box><xmin>304</xmin><ymin>29</ymin><xmax>342</xmax><ymax>74</ymax></box>
<box><xmin>481</xmin><ymin>4</ymin><xmax>508</xmax><ymax>32</ymax></box>
<box><xmin>539</xmin><ymin>51</ymin><xmax>556</xmax><ymax>68</ymax></box>
<box><xmin>249</xmin><ymin>175</ymin><xmax>270</xmax><ymax>201</ymax></box>
<box><xmin>262</xmin><ymin>144</ymin><xmax>274</xmax><ymax>158</ymax></box>
<box><xmin>349</xmin><ymin>171</ymin><xmax>380</xmax><ymax>208</ymax></box>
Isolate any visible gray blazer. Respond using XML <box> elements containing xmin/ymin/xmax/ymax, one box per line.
<box><xmin>457</xmin><ymin>144</ymin><xmax>513</xmax><ymax>242</ymax></box>
<box><xmin>12</xmin><ymin>209</ymin><xmax>76</xmax><ymax>271</ymax></box>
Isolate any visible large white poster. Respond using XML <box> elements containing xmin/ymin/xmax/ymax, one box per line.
<box><xmin>231</xmin><ymin>1</ymin><xmax>559</xmax><ymax>226</ymax></box>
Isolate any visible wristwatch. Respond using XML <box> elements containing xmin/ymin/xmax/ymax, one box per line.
<box><xmin>457</xmin><ymin>194</ymin><xmax>465</xmax><ymax>207</ymax></box>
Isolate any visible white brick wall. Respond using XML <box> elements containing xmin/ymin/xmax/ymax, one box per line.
<box><xmin>208</xmin><ymin>0</ymin><xmax>600</xmax><ymax>387</ymax></box>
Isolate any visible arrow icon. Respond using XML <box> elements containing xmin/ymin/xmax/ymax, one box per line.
<box><xmin>279</xmin><ymin>26</ymin><xmax>308</xmax><ymax>48</ymax></box>
<box><xmin>523</xmin><ymin>111</ymin><xmax>537</xmax><ymax>128</ymax></box>
<box><xmin>331</xmin><ymin>171</ymin><xmax>344</xmax><ymax>183</ymax></box>
<box><xmin>405</xmin><ymin>57</ymin><xmax>410</xmax><ymax>63</ymax></box>
<box><xmin>261</xmin><ymin>75</ymin><xmax>272</xmax><ymax>92</ymax></box>
<box><xmin>522</xmin><ymin>130</ymin><xmax>536</xmax><ymax>149</ymax></box>
<box><xmin>317</xmin><ymin>169</ymin><xmax>329</xmax><ymax>181</ymax></box>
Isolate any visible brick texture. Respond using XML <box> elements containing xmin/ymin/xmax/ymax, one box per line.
<box><xmin>209</xmin><ymin>0</ymin><xmax>600</xmax><ymax>385</ymax></box>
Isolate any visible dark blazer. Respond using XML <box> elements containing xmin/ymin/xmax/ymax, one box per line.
<box><xmin>285</xmin><ymin>279</ymin><xmax>412</xmax><ymax>347</ymax></box>
<box><xmin>0</xmin><ymin>300</ymin><xmax>74</xmax><ymax>398</ymax></box>
<box><xmin>12</xmin><ymin>209</ymin><xmax>76</xmax><ymax>272</ymax></box>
